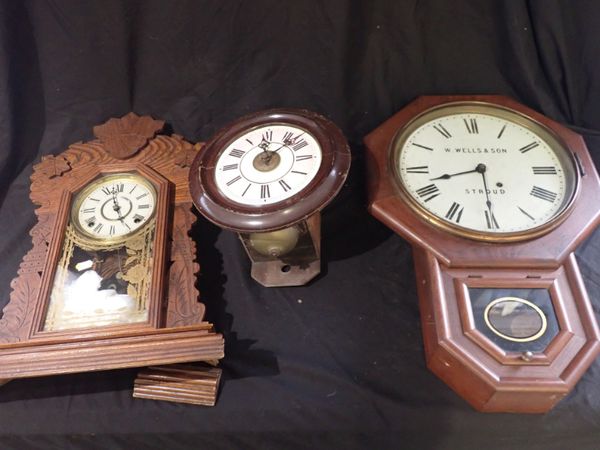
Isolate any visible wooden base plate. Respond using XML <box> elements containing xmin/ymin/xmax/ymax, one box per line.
<box><xmin>133</xmin><ymin>364</ymin><xmax>222</xmax><ymax>406</ymax></box>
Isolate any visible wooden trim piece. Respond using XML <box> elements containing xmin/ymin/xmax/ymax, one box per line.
<box><xmin>29</xmin><ymin>190</ymin><xmax>75</xmax><ymax>337</ymax></box>
<box><xmin>0</xmin><ymin>325</ymin><xmax>223</xmax><ymax>379</ymax></box>
<box><xmin>559</xmin><ymin>253</ymin><xmax>600</xmax><ymax>385</ymax></box>
<box><xmin>455</xmin><ymin>276</ymin><xmax>576</xmax><ymax>366</ymax></box>
<box><xmin>29</xmin><ymin>162</ymin><xmax>172</xmax><ymax>339</ymax></box>
<box><xmin>133</xmin><ymin>364</ymin><xmax>222</xmax><ymax>406</ymax></box>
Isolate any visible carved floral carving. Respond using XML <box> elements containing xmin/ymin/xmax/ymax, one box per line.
<box><xmin>93</xmin><ymin>112</ymin><xmax>164</xmax><ymax>159</ymax></box>
<box><xmin>175</xmin><ymin>142</ymin><xmax>203</xmax><ymax>169</ymax></box>
<box><xmin>37</xmin><ymin>155</ymin><xmax>71</xmax><ymax>179</ymax></box>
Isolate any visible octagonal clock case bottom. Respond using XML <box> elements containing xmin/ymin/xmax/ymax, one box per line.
<box><xmin>365</xmin><ymin>95</ymin><xmax>600</xmax><ymax>413</ymax></box>
<box><xmin>189</xmin><ymin>109</ymin><xmax>351</xmax><ymax>287</ymax></box>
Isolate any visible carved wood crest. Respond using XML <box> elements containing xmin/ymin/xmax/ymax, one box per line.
<box><xmin>93</xmin><ymin>112</ymin><xmax>164</xmax><ymax>159</ymax></box>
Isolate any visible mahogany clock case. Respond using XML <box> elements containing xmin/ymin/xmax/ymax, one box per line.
<box><xmin>365</xmin><ymin>95</ymin><xmax>600</xmax><ymax>268</ymax></box>
<box><xmin>414</xmin><ymin>248</ymin><xmax>600</xmax><ymax>413</ymax></box>
<box><xmin>365</xmin><ymin>95</ymin><xmax>600</xmax><ymax>413</ymax></box>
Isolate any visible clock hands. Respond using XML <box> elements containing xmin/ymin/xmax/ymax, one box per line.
<box><xmin>429</xmin><ymin>163</ymin><xmax>499</xmax><ymax>229</ymax></box>
<box><xmin>256</xmin><ymin>132</ymin><xmax>306</xmax><ymax>168</ymax></box>
<box><xmin>281</xmin><ymin>132</ymin><xmax>305</xmax><ymax>150</ymax></box>
<box><xmin>111</xmin><ymin>187</ymin><xmax>121</xmax><ymax>213</ymax></box>
<box><xmin>430</xmin><ymin>167</ymin><xmax>479</xmax><ymax>181</ymax></box>
<box><xmin>476</xmin><ymin>163</ymin><xmax>499</xmax><ymax>229</ymax></box>
<box><xmin>258</xmin><ymin>138</ymin><xmax>270</xmax><ymax>151</ymax></box>
<box><xmin>110</xmin><ymin>186</ymin><xmax>127</xmax><ymax>226</ymax></box>
<box><xmin>476</xmin><ymin>164</ymin><xmax>491</xmax><ymax>209</ymax></box>
<box><xmin>259</xmin><ymin>132</ymin><xmax>307</xmax><ymax>156</ymax></box>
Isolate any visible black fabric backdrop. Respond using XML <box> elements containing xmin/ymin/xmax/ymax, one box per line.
<box><xmin>1</xmin><ymin>1</ymin><xmax>600</xmax><ymax>448</ymax></box>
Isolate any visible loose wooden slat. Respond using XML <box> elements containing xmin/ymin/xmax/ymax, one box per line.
<box><xmin>133</xmin><ymin>364</ymin><xmax>222</xmax><ymax>407</ymax></box>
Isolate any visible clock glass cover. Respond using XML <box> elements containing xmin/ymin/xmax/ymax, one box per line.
<box><xmin>73</xmin><ymin>173</ymin><xmax>156</xmax><ymax>239</ymax></box>
<box><xmin>393</xmin><ymin>103</ymin><xmax>579</xmax><ymax>240</ymax></box>
<box><xmin>214</xmin><ymin>124</ymin><xmax>322</xmax><ymax>206</ymax></box>
<box><xmin>44</xmin><ymin>173</ymin><xmax>158</xmax><ymax>331</ymax></box>
<box><xmin>468</xmin><ymin>287</ymin><xmax>559</xmax><ymax>352</ymax></box>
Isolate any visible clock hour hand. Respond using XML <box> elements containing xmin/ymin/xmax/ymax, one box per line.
<box><xmin>262</xmin><ymin>140</ymin><xmax>292</xmax><ymax>163</ymax></box>
<box><xmin>429</xmin><ymin>167</ymin><xmax>479</xmax><ymax>181</ymax></box>
<box><xmin>258</xmin><ymin>138</ymin><xmax>270</xmax><ymax>151</ymax></box>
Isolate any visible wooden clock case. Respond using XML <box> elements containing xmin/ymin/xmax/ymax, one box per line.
<box><xmin>0</xmin><ymin>113</ymin><xmax>224</xmax><ymax>404</ymax></box>
<box><xmin>365</xmin><ymin>95</ymin><xmax>600</xmax><ymax>413</ymax></box>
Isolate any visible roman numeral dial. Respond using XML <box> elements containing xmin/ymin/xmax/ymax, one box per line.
<box><xmin>396</xmin><ymin>108</ymin><xmax>576</xmax><ymax>236</ymax></box>
<box><xmin>214</xmin><ymin>123</ymin><xmax>322</xmax><ymax>206</ymax></box>
<box><xmin>445</xmin><ymin>202</ymin><xmax>464</xmax><ymax>223</ymax></box>
<box><xmin>75</xmin><ymin>174</ymin><xmax>157</xmax><ymax>240</ymax></box>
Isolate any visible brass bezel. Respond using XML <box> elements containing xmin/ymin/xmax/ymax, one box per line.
<box><xmin>71</xmin><ymin>172</ymin><xmax>157</xmax><ymax>245</ymax></box>
<box><xmin>389</xmin><ymin>101</ymin><xmax>580</xmax><ymax>242</ymax></box>
<box><xmin>483</xmin><ymin>296</ymin><xmax>548</xmax><ymax>343</ymax></box>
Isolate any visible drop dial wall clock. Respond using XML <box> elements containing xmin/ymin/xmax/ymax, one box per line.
<box><xmin>0</xmin><ymin>113</ymin><xmax>224</xmax><ymax>406</ymax></box>
<box><xmin>365</xmin><ymin>95</ymin><xmax>600</xmax><ymax>413</ymax></box>
<box><xmin>190</xmin><ymin>109</ymin><xmax>351</xmax><ymax>287</ymax></box>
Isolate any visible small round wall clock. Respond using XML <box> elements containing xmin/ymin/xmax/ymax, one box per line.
<box><xmin>365</xmin><ymin>95</ymin><xmax>600</xmax><ymax>413</ymax></box>
<box><xmin>189</xmin><ymin>108</ymin><xmax>351</xmax><ymax>286</ymax></box>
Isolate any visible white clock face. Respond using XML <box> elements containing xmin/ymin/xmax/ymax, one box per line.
<box><xmin>214</xmin><ymin>124</ymin><xmax>322</xmax><ymax>206</ymax></box>
<box><xmin>74</xmin><ymin>174</ymin><xmax>156</xmax><ymax>239</ymax></box>
<box><xmin>395</xmin><ymin>106</ymin><xmax>577</xmax><ymax>237</ymax></box>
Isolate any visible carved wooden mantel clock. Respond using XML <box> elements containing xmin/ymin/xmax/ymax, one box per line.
<box><xmin>189</xmin><ymin>109</ymin><xmax>351</xmax><ymax>287</ymax></box>
<box><xmin>365</xmin><ymin>95</ymin><xmax>600</xmax><ymax>413</ymax></box>
<box><xmin>0</xmin><ymin>113</ymin><xmax>224</xmax><ymax>406</ymax></box>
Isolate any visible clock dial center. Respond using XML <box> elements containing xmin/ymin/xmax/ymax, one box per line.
<box><xmin>101</xmin><ymin>195</ymin><xmax>133</xmax><ymax>221</ymax></box>
<box><xmin>253</xmin><ymin>150</ymin><xmax>281</xmax><ymax>172</ymax></box>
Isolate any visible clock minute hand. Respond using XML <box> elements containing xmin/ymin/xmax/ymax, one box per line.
<box><xmin>275</xmin><ymin>132</ymin><xmax>305</xmax><ymax>153</ymax></box>
<box><xmin>476</xmin><ymin>163</ymin><xmax>498</xmax><ymax>229</ymax></box>
<box><xmin>263</xmin><ymin>133</ymin><xmax>307</xmax><ymax>162</ymax></box>
<box><xmin>430</xmin><ymin>167</ymin><xmax>479</xmax><ymax>181</ymax></box>
<box><xmin>111</xmin><ymin>187</ymin><xmax>126</xmax><ymax>223</ymax></box>
<box><xmin>264</xmin><ymin>140</ymin><xmax>294</xmax><ymax>163</ymax></box>
<box><xmin>476</xmin><ymin>163</ymin><xmax>492</xmax><ymax>209</ymax></box>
